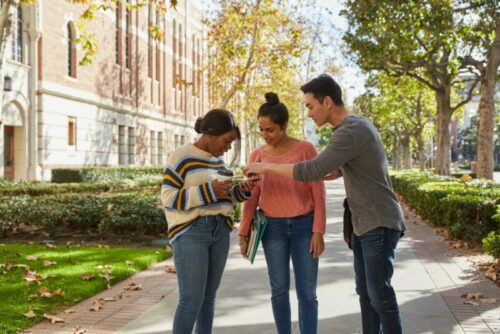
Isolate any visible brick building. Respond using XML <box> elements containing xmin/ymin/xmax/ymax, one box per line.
<box><xmin>0</xmin><ymin>0</ymin><xmax>207</xmax><ymax>181</ymax></box>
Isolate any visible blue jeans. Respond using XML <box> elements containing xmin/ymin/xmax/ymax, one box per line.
<box><xmin>352</xmin><ymin>226</ymin><xmax>402</xmax><ymax>334</ymax></box>
<box><xmin>171</xmin><ymin>215</ymin><xmax>230</xmax><ymax>334</ymax></box>
<box><xmin>262</xmin><ymin>212</ymin><xmax>318</xmax><ymax>334</ymax></box>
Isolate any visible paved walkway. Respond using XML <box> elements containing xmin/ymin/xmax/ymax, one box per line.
<box><xmin>28</xmin><ymin>180</ymin><xmax>499</xmax><ymax>334</ymax></box>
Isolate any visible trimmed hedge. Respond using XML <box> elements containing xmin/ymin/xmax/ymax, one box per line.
<box><xmin>0</xmin><ymin>193</ymin><xmax>167</xmax><ymax>236</ymax></box>
<box><xmin>0</xmin><ymin>167</ymin><xmax>246</xmax><ymax>238</ymax></box>
<box><xmin>391</xmin><ymin>171</ymin><xmax>500</xmax><ymax>257</ymax></box>
<box><xmin>51</xmin><ymin>166</ymin><xmax>163</xmax><ymax>183</ymax></box>
<box><xmin>0</xmin><ymin>176</ymin><xmax>161</xmax><ymax>198</ymax></box>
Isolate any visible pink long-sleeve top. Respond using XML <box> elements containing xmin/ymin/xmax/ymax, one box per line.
<box><xmin>239</xmin><ymin>140</ymin><xmax>326</xmax><ymax>237</ymax></box>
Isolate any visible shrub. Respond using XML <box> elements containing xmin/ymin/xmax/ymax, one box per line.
<box><xmin>98</xmin><ymin>195</ymin><xmax>167</xmax><ymax>235</ymax></box>
<box><xmin>0</xmin><ymin>194</ymin><xmax>166</xmax><ymax>236</ymax></box>
<box><xmin>0</xmin><ymin>177</ymin><xmax>161</xmax><ymax>198</ymax></box>
<box><xmin>482</xmin><ymin>231</ymin><xmax>500</xmax><ymax>258</ymax></box>
<box><xmin>52</xmin><ymin>167</ymin><xmax>163</xmax><ymax>183</ymax></box>
<box><xmin>391</xmin><ymin>170</ymin><xmax>499</xmax><ymax>243</ymax></box>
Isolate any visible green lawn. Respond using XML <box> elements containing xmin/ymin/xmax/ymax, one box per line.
<box><xmin>0</xmin><ymin>243</ymin><xmax>170</xmax><ymax>333</ymax></box>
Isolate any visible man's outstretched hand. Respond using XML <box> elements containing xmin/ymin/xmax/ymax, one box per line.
<box><xmin>323</xmin><ymin>169</ymin><xmax>342</xmax><ymax>181</ymax></box>
<box><xmin>244</xmin><ymin>162</ymin><xmax>268</xmax><ymax>177</ymax></box>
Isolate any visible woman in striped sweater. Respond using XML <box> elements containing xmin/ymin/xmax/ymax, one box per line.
<box><xmin>161</xmin><ymin>109</ymin><xmax>256</xmax><ymax>334</ymax></box>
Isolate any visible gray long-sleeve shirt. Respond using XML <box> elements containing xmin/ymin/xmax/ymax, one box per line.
<box><xmin>294</xmin><ymin>115</ymin><xmax>406</xmax><ymax>236</ymax></box>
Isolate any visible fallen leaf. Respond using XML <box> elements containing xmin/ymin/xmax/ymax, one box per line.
<box><xmin>73</xmin><ymin>326</ymin><xmax>86</xmax><ymax>334</ymax></box>
<box><xmin>125</xmin><ymin>260</ymin><xmax>135</xmax><ymax>265</ymax></box>
<box><xmin>53</xmin><ymin>288</ymin><xmax>65</xmax><ymax>297</ymax></box>
<box><xmin>39</xmin><ymin>286</ymin><xmax>52</xmax><ymax>298</ymax></box>
<box><xmin>124</xmin><ymin>282</ymin><xmax>142</xmax><ymax>291</ymax></box>
<box><xmin>103</xmin><ymin>297</ymin><xmax>118</xmax><ymax>302</ymax></box>
<box><xmin>43</xmin><ymin>260</ymin><xmax>56</xmax><ymax>267</ymax></box>
<box><xmin>64</xmin><ymin>309</ymin><xmax>76</xmax><ymax>314</ymax></box>
<box><xmin>463</xmin><ymin>300</ymin><xmax>479</xmax><ymax>306</ymax></box>
<box><xmin>24</xmin><ymin>271</ymin><xmax>42</xmax><ymax>285</ymax></box>
<box><xmin>45</xmin><ymin>244</ymin><xmax>56</xmax><ymax>249</ymax></box>
<box><xmin>462</xmin><ymin>293</ymin><xmax>484</xmax><ymax>300</ymax></box>
<box><xmin>165</xmin><ymin>266</ymin><xmax>176</xmax><ymax>274</ymax></box>
<box><xmin>479</xmin><ymin>298</ymin><xmax>497</xmax><ymax>304</ymax></box>
<box><xmin>66</xmin><ymin>241</ymin><xmax>74</xmax><ymax>247</ymax></box>
<box><xmin>26</xmin><ymin>255</ymin><xmax>39</xmax><ymax>261</ymax></box>
<box><xmin>80</xmin><ymin>274</ymin><xmax>95</xmax><ymax>281</ymax></box>
<box><xmin>99</xmin><ymin>270</ymin><xmax>114</xmax><ymax>283</ymax></box>
<box><xmin>90</xmin><ymin>299</ymin><xmax>103</xmax><ymax>312</ymax></box>
<box><xmin>43</xmin><ymin>313</ymin><xmax>65</xmax><ymax>324</ymax></box>
<box><xmin>24</xmin><ymin>310</ymin><xmax>37</xmax><ymax>318</ymax></box>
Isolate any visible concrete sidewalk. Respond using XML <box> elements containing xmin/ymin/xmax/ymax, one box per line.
<box><xmin>28</xmin><ymin>180</ymin><xmax>499</xmax><ymax>334</ymax></box>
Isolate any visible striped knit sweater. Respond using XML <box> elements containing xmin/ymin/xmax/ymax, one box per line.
<box><xmin>161</xmin><ymin>143</ymin><xmax>250</xmax><ymax>241</ymax></box>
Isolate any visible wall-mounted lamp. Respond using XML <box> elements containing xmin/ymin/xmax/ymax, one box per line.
<box><xmin>3</xmin><ymin>76</ymin><xmax>12</xmax><ymax>92</ymax></box>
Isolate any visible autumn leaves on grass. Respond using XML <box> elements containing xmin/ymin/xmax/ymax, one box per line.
<box><xmin>0</xmin><ymin>242</ymin><xmax>170</xmax><ymax>333</ymax></box>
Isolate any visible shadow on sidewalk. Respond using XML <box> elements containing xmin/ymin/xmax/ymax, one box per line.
<box><xmin>118</xmin><ymin>180</ymin><xmax>498</xmax><ymax>334</ymax></box>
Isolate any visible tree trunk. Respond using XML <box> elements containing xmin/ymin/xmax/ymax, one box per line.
<box><xmin>401</xmin><ymin>135</ymin><xmax>412</xmax><ymax>169</ymax></box>
<box><xmin>417</xmin><ymin>137</ymin><xmax>425</xmax><ymax>171</ymax></box>
<box><xmin>476</xmin><ymin>23</ymin><xmax>500</xmax><ymax>180</ymax></box>
<box><xmin>434</xmin><ymin>88</ymin><xmax>453</xmax><ymax>175</ymax></box>
<box><xmin>392</xmin><ymin>135</ymin><xmax>402</xmax><ymax>169</ymax></box>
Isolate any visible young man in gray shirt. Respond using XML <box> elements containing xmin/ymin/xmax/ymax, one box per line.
<box><xmin>245</xmin><ymin>74</ymin><xmax>406</xmax><ymax>334</ymax></box>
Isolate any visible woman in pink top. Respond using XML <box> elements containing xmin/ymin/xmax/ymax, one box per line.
<box><xmin>239</xmin><ymin>92</ymin><xmax>326</xmax><ymax>334</ymax></box>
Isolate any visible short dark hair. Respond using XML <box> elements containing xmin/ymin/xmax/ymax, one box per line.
<box><xmin>258</xmin><ymin>92</ymin><xmax>289</xmax><ymax>126</ymax></box>
<box><xmin>300</xmin><ymin>74</ymin><xmax>344</xmax><ymax>106</ymax></box>
<box><xmin>194</xmin><ymin>109</ymin><xmax>241</xmax><ymax>139</ymax></box>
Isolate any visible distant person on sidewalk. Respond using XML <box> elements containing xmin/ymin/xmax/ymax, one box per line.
<box><xmin>161</xmin><ymin>109</ymin><xmax>256</xmax><ymax>334</ymax></box>
<box><xmin>245</xmin><ymin>74</ymin><xmax>407</xmax><ymax>334</ymax></box>
<box><xmin>239</xmin><ymin>93</ymin><xmax>326</xmax><ymax>334</ymax></box>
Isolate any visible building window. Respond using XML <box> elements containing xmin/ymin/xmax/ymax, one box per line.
<box><xmin>11</xmin><ymin>6</ymin><xmax>22</xmax><ymax>62</ymax></box>
<box><xmin>128</xmin><ymin>127</ymin><xmax>135</xmax><ymax>164</ymax></box>
<box><xmin>192</xmin><ymin>33</ymin><xmax>196</xmax><ymax>92</ymax></box>
<box><xmin>157</xmin><ymin>132</ymin><xmax>163</xmax><ymax>165</ymax></box>
<box><xmin>68</xmin><ymin>117</ymin><xmax>76</xmax><ymax>147</ymax></box>
<box><xmin>118</xmin><ymin>125</ymin><xmax>126</xmax><ymax>165</ymax></box>
<box><xmin>115</xmin><ymin>3</ymin><xmax>121</xmax><ymax>65</ymax></box>
<box><xmin>67</xmin><ymin>22</ymin><xmax>77</xmax><ymax>78</ymax></box>
<box><xmin>172</xmin><ymin>19</ymin><xmax>177</xmax><ymax>89</ymax></box>
<box><xmin>174</xmin><ymin>134</ymin><xmax>179</xmax><ymax>149</ymax></box>
<box><xmin>155</xmin><ymin>10</ymin><xmax>161</xmax><ymax>82</ymax></box>
<box><xmin>125</xmin><ymin>3</ymin><xmax>130</xmax><ymax>69</ymax></box>
<box><xmin>150</xmin><ymin>131</ymin><xmax>156</xmax><ymax>165</ymax></box>
<box><xmin>148</xmin><ymin>4</ymin><xmax>153</xmax><ymax>78</ymax></box>
<box><xmin>178</xmin><ymin>23</ymin><xmax>182</xmax><ymax>86</ymax></box>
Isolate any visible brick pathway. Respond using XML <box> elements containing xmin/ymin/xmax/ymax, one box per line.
<box><xmin>404</xmin><ymin>208</ymin><xmax>500</xmax><ymax>334</ymax></box>
<box><xmin>25</xmin><ymin>258</ymin><xmax>177</xmax><ymax>334</ymax></box>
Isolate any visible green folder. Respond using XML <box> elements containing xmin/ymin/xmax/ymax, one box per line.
<box><xmin>246</xmin><ymin>209</ymin><xmax>267</xmax><ymax>264</ymax></box>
